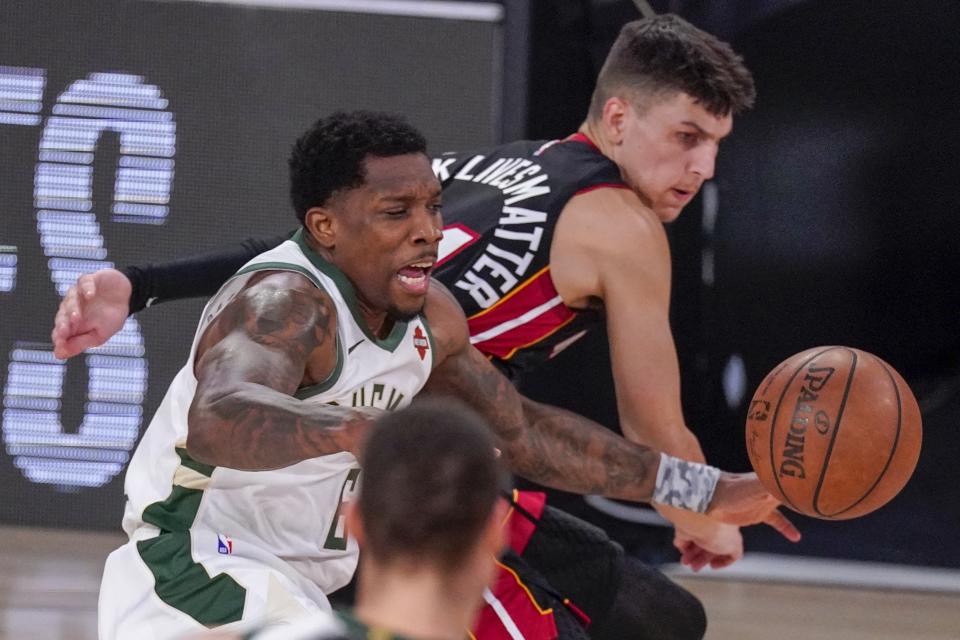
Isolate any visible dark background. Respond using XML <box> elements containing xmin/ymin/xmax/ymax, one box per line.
<box><xmin>521</xmin><ymin>0</ymin><xmax>960</xmax><ymax>569</ymax></box>
<box><xmin>1</xmin><ymin>0</ymin><xmax>958</xmax><ymax>569</ymax></box>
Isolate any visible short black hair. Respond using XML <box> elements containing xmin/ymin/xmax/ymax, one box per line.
<box><xmin>288</xmin><ymin>110</ymin><xmax>428</xmax><ymax>224</ymax></box>
<box><xmin>588</xmin><ymin>14</ymin><xmax>755</xmax><ymax>119</ymax></box>
<box><xmin>359</xmin><ymin>398</ymin><xmax>506</xmax><ymax>571</ymax></box>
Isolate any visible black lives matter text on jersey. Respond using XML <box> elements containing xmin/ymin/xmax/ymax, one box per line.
<box><xmin>432</xmin><ymin>153</ymin><xmax>551</xmax><ymax>309</ymax></box>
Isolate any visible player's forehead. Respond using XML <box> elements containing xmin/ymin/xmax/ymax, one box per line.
<box><xmin>641</xmin><ymin>92</ymin><xmax>734</xmax><ymax>139</ymax></box>
<box><xmin>360</xmin><ymin>153</ymin><xmax>440</xmax><ymax>201</ymax></box>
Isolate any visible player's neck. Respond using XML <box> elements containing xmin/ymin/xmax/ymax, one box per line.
<box><xmin>578</xmin><ymin>120</ymin><xmax>616</xmax><ymax>161</ymax></box>
<box><xmin>354</xmin><ymin>564</ymin><xmax>481</xmax><ymax>640</ymax></box>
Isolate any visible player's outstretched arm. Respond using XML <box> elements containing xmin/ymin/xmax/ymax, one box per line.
<box><xmin>50</xmin><ymin>234</ymin><xmax>288</xmax><ymax>359</ymax></box>
<box><xmin>553</xmin><ymin>187</ymin><xmax>755</xmax><ymax>568</ymax></box>
<box><xmin>553</xmin><ymin>187</ymin><xmax>706</xmax><ymax>460</ymax></box>
<box><xmin>421</xmin><ymin>282</ymin><xmax>800</xmax><ymax>541</ymax></box>
<box><xmin>187</xmin><ymin>271</ymin><xmax>374</xmax><ymax>470</ymax></box>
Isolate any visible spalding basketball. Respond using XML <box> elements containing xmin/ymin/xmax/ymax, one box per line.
<box><xmin>745</xmin><ymin>346</ymin><xmax>922</xmax><ymax>520</ymax></box>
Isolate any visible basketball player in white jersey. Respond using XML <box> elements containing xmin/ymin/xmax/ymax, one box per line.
<box><xmin>97</xmin><ymin>111</ymin><xmax>796</xmax><ymax>638</ymax></box>
<box><xmin>233</xmin><ymin>399</ymin><xmax>510</xmax><ymax>640</ymax></box>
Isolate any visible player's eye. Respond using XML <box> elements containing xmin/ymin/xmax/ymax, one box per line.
<box><xmin>677</xmin><ymin>131</ymin><xmax>699</xmax><ymax>146</ymax></box>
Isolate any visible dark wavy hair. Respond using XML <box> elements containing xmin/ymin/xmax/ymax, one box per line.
<box><xmin>588</xmin><ymin>14</ymin><xmax>755</xmax><ymax>118</ymax></box>
<box><xmin>359</xmin><ymin>398</ymin><xmax>506</xmax><ymax>571</ymax></box>
<box><xmin>288</xmin><ymin>110</ymin><xmax>427</xmax><ymax>224</ymax></box>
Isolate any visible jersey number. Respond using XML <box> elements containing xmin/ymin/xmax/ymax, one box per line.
<box><xmin>323</xmin><ymin>468</ymin><xmax>361</xmax><ymax>551</ymax></box>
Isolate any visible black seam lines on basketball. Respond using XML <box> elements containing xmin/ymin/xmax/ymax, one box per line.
<box><xmin>760</xmin><ymin>360</ymin><xmax>791</xmax><ymax>397</ymax></box>
<box><xmin>825</xmin><ymin>359</ymin><xmax>904</xmax><ymax>518</ymax></box>
<box><xmin>813</xmin><ymin>347</ymin><xmax>857</xmax><ymax>518</ymax></box>
<box><xmin>768</xmin><ymin>346</ymin><xmax>836</xmax><ymax>513</ymax></box>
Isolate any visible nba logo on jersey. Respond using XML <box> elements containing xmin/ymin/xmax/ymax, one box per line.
<box><xmin>217</xmin><ymin>533</ymin><xmax>233</xmax><ymax>555</ymax></box>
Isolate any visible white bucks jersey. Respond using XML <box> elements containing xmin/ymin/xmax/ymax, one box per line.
<box><xmin>120</xmin><ymin>229</ymin><xmax>435</xmax><ymax>594</ymax></box>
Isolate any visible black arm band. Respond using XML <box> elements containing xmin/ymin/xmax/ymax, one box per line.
<box><xmin>122</xmin><ymin>232</ymin><xmax>292</xmax><ymax>315</ymax></box>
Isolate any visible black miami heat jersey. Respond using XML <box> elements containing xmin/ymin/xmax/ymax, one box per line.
<box><xmin>433</xmin><ymin>134</ymin><xmax>629</xmax><ymax>377</ymax></box>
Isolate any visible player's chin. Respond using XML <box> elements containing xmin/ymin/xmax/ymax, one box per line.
<box><xmin>390</xmin><ymin>274</ymin><xmax>430</xmax><ymax>317</ymax></box>
<box><xmin>654</xmin><ymin>201</ymin><xmax>685</xmax><ymax>222</ymax></box>
<box><xmin>387</xmin><ymin>287</ymin><xmax>428</xmax><ymax>321</ymax></box>
<box><xmin>387</xmin><ymin>299</ymin><xmax>426</xmax><ymax>322</ymax></box>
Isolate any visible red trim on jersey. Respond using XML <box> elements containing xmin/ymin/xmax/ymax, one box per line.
<box><xmin>561</xmin><ymin>133</ymin><xmax>629</xmax><ymax>194</ymax></box>
<box><xmin>506</xmin><ymin>490</ymin><xmax>547</xmax><ymax>555</ymax></box>
<box><xmin>467</xmin><ymin>267</ymin><xmax>576</xmax><ymax>360</ymax></box>
<box><xmin>575</xmin><ymin>181</ymin><xmax>631</xmax><ymax>196</ymax></box>
<box><xmin>500</xmin><ymin>313</ymin><xmax>577</xmax><ymax>361</ymax></box>
<box><xmin>563</xmin><ymin>598</ymin><xmax>592</xmax><ymax>628</ymax></box>
<box><xmin>474</xmin><ymin>303</ymin><xmax>576</xmax><ymax>360</ymax></box>
<box><xmin>468</xmin><ymin>266</ymin><xmax>563</xmax><ymax>330</ymax></box>
<box><xmin>564</xmin><ymin>131</ymin><xmax>601</xmax><ymax>151</ymax></box>
<box><xmin>472</xmin><ymin>559</ymin><xmax>559</xmax><ymax>640</ymax></box>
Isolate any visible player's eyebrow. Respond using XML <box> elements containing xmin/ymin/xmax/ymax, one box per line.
<box><xmin>680</xmin><ymin>120</ymin><xmax>729</xmax><ymax>142</ymax></box>
<box><xmin>376</xmin><ymin>186</ymin><xmax>442</xmax><ymax>203</ymax></box>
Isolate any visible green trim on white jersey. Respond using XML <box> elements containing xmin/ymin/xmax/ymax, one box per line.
<box><xmin>292</xmin><ymin>228</ymin><xmax>408</xmax><ymax>352</ymax></box>
<box><xmin>137</xmin><ymin>532</ymin><xmax>246</xmax><ymax>626</ymax></box>
<box><xmin>231</xmin><ymin>260</ymin><xmax>346</xmax><ymax>397</ymax></box>
<box><xmin>138</xmin><ymin>447</ymin><xmax>246</xmax><ymax>625</ymax></box>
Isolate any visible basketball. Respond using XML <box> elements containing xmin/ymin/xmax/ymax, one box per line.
<box><xmin>745</xmin><ymin>346</ymin><xmax>922</xmax><ymax>520</ymax></box>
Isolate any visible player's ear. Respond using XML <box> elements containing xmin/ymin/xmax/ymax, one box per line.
<box><xmin>304</xmin><ymin>207</ymin><xmax>336</xmax><ymax>249</ymax></box>
<box><xmin>601</xmin><ymin>96</ymin><xmax>629</xmax><ymax>145</ymax></box>
<box><xmin>343</xmin><ymin>500</ymin><xmax>366</xmax><ymax>547</ymax></box>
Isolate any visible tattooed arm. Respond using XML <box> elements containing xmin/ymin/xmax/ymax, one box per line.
<box><xmin>421</xmin><ymin>282</ymin><xmax>800</xmax><ymax>540</ymax></box>
<box><xmin>421</xmin><ymin>283</ymin><xmax>659</xmax><ymax>500</ymax></box>
<box><xmin>186</xmin><ymin>271</ymin><xmax>372</xmax><ymax>470</ymax></box>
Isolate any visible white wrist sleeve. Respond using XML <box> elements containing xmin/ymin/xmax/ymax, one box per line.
<box><xmin>652</xmin><ymin>453</ymin><xmax>721</xmax><ymax>513</ymax></box>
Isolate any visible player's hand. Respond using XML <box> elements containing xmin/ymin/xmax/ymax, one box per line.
<box><xmin>653</xmin><ymin>502</ymin><xmax>744</xmax><ymax>569</ymax></box>
<box><xmin>673</xmin><ymin>523</ymin><xmax>743</xmax><ymax>571</ymax></box>
<box><xmin>707</xmin><ymin>471</ymin><xmax>801</xmax><ymax>543</ymax></box>
<box><xmin>51</xmin><ymin>268</ymin><xmax>132</xmax><ymax>359</ymax></box>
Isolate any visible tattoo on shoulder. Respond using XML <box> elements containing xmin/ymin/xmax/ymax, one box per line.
<box><xmin>239</xmin><ymin>284</ymin><xmax>334</xmax><ymax>358</ymax></box>
<box><xmin>189</xmin><ymin>278</ymin><xmax>361</xmax><ymax>469</ymax></box>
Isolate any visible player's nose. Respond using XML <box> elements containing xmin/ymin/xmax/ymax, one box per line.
<box><xmin>690</xmin><ymin>145</ymin><xmax>718</xmax><ymax>180</ymax></box>
<box><xmin>411</xmin><ymin>206</ymin><xmax>443</xmax><ymax>244</ymax></box>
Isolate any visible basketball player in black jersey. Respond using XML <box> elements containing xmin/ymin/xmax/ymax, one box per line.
<box><xmin>52</xmin><ymin>15</ymin><xmax>771</xmax><ymax>640</ymax></box>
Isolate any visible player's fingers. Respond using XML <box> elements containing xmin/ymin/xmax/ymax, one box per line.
<box><xmin>78</xmin><ymin>273</ymin><xmax>97</xmax><ymax>299</ymax></box>
<box><xmin>765</xmin><ymin>508</ymin><xmax>801</xmax><ymax>542</ymax></box>
<box><xmin>709</xmin><ymin>554</ymin><xmax>736</xmax><ymax>570</ymax></box>
<box><xmin>52</xmin><ymin>341</ymin><xmax>70</xmax><ymax>360</ymax></box>
<box><xmin>683</xmin><ymin>547</ymin><xmax>710</xmax><ymax>572</ymax></box>
<box><xmin>60</xmin><ymin>332</ymin><xmax>103</xmax><ymax>359</ymax></box>
<box><xmin>59</xmin><ymin>286</ymin><xmax>78</xmax><ymax>312</ymax></box>
<box><xmin>57</xmin><ymin>288</ymin><xmax>85</xmax><ymax>331</ymax></box>
<box><xmin>53</xmin><ymin>300</ymin><xmax>79</xmax><ymax>342</ymax></box>
<box><xmin>52</xmin><ymin>310</ymin><xmax>68</xmax><ymax>341</ymax></box>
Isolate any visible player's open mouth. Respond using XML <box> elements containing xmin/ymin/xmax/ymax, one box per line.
<box><xmin>396</xmin><ymin>259</ymin><xmax>435</xmax><ymax>295</ymax></box>
<box><xmin>671</xmin><ymin>188</ymin><xmax>694</xmax><ymax>202</ymax></box>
